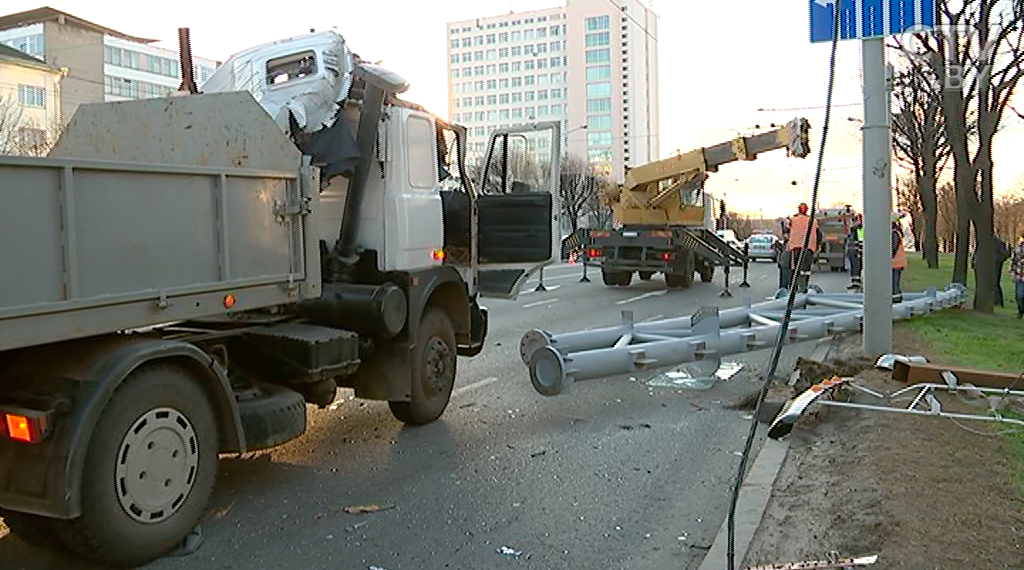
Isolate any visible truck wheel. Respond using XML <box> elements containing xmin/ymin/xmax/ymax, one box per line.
<box><xmin>699</xmin><ymin>265</ymin><xmax>715</xmax><ymax>283</ymax></box>
<box><xmin>0</xmin><ymin>510</ymin><xmax>67</xmax><ymax>554</ymax></box>
<box><xmin>638</xmin><ymin>271</ymin><xmax>653</xmax><ymax>281</ymax></box>
<box><xmin>237</xmin><ymin>383</ymin><xmax>307</xmax><ymax>451</ymax></box>
<box><xmin>601</xmin><ymin>268</ymin><xmax>618</xmax><ymax>286</ymax></box>
<box><xmin>617</xmin><ymin>271</ymin><xmax>633</xmax><ymax>286</ymax></box>
<box><xmin>54</xmin><ymin>365</ymin><xmax>218</xmax><ymax>568</ymax></box>
<box><xmin>678</xmin><ymin>252</ymin><xmax>695</xmax><ymax>288</ymax></box>
<box><xmin>389</xmin><ymin>308</ymin><xmax>456</xmax><ymax>425</ymax></box>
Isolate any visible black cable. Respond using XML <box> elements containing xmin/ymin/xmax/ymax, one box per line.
<box><xmin>724</xmin><ymin>4</ymin><xmax>843</xmax><ymax>570</ymax></box>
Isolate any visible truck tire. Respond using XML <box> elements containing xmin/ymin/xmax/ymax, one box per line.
<box><xmin>617</xmin><ymin>271</ymin><xmax>633</xmax><ymax>286</ymax></box>
<box><xmin>54</xmin><ymin>365</ymin><xmax>218</xmax><ymax>568</ymax></box>
<box><xmin>601</xmin><ymin>268</ymin><xmax>618</xmax><ymax>286</ymax></box>
<box><xmin>389</xmin><ymin>308</ymin><xmax>456</xmax><ymax>425</ymax></box>
<box><xmin>237</xmin><ymin>383</ymin><xmax>307</xmax><ymax>451</ymax></box>
<box><xmin>0</xmin><ymin>510</ymin><xmax>67</xmax><ymax>554</ymax></box>
<box><xmin>699</xmin><ymin>265</ymin><xmax>715</xmax><ymax>283</ymax></box>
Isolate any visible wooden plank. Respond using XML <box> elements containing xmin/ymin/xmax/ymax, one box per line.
<box><xmin>892</xmin><ymin>360</ymin><xmax>1024</xmax><ymax>390</ymax></box>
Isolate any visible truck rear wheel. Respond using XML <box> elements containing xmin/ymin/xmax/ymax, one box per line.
<box><xmin>389</xmin><ymin>308</ymin><xmax>456</xmax><ymax>425</ymax></box>
<box><xmin>55</xmin><ymin>365</ymin><xmax>218</xmax><ymax>568</ymax></box>
<box><xmin>699</xmin><ymin>264</ymin><xmax>715</xmax><ymax>283</ymax></box>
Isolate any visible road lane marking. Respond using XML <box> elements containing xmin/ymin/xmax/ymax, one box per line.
<box><xmin>523</xmin><ymin>298</ymin><xmax>559</xmax><ymax>308</ymax></box>
<box><xmin>615</xmin><ymin>290</ymin><xmax>668</xmax><ymax>305</ymax></box>
<box><xmin>453</xmin><ymin>376</ymin><xmax>499</xmax><ymax>397</ymax></box>
<box><xmin>641</xmin><ymin>314</ymin><xmax>665</xmax><ymax>322</ymax></box>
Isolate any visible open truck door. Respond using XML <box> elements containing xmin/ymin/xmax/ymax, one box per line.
<box><xmin>476</xmin><ymin>122</ymin><xmax>561</xmax><ymax>298</ymax></box>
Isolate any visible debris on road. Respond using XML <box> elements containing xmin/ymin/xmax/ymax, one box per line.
<box><xmin>343</xmin><ymin>504</ymin><xmax>396</xmax><ymax>514</ymax></box>
<box><xmin>715</xmin><ymin>361</ymin><xmax>744</xmax><ymax>380</ymax></box>
<box><xmin>745</xmin><ymin>553</ymin><xmax>878</xmax><ymax>569</ymax></box>
<box><xmin>874</xmin><ymin>353</ymin><xmax>927</xmax><ymax>370</ymax></box>
<box><xmin>368</xmin><ymin>565</ymin><xmax>390</xmax><ymax>570</ymax></box>
<box><xmin>497</xmin><ymin>546</ymin><xmax>524</xmax><ymax>558</ymax></box>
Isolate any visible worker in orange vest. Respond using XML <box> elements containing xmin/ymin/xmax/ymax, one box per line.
<box><xmin>787</xmin><ymin>203</ymin><xmax>821</xmax><ymax>293</ymax></box>
<box><xmin>891</xmin><ymin>212</ymin><xmax>908</xmax><ymax>302</ymax></box>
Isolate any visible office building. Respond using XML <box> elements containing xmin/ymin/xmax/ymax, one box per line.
<box><xmin>0</xmin><ymin>7</ymin><xmax>218</xmax><ymax>124</ymax></box>
<box><xmin>446</xmin><ymin>0</ymin><xmax>659</xmax><ymax>183</ymax></box>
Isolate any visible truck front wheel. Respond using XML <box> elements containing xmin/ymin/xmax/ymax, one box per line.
<box><xmin>55</xmin><ymin>365</ymin><xmax>218</xmax><ymax>568</ymax></box>
<box><xmin>389</xmin><ymin>308</ymin><xmax>456</xmax><ymax>425</ymax></box>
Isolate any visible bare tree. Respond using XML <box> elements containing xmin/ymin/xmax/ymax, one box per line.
<box><xmin>889</xmin><ymin>49</ymin><xmax>954</xmax><ymax>267</ymax></box>
<box><xmin>894</xmin><ymin>175</ymin><xmax>924</xmax><ymax>251</ymax></box>
<box><xmin>560</xmin><ymin>154</ymin><xmax>595</xmax><ymax>234</ymax></box>
<box><xmin>0</xmin><ymin>92</ymin><xmax>61</xmax><ymax>157</ymax></box>
<box><xmin>908</xmin><ymin>0</ymin><xmax>1024</xmax><ymax>311</ymax></box>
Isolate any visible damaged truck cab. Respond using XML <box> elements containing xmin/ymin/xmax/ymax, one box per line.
<box><xmin>0</xmin><ymin>30</ymin><xmax>560</xmax><ymax>566</ymax></box>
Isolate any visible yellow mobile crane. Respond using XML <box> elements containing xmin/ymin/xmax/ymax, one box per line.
<box><xmin>587</xmin><ymin>118</ymin><xmax>811</xmax><ymax>288</ymax></box>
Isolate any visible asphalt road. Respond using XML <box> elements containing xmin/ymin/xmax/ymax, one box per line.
<box><xmin>0</xmin><ymin>261</ymin><xmax>853</xmax><ymax>570</ymax></box>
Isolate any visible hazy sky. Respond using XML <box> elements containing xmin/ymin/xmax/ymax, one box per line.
<box><xmin>8</xmin><ymin>0</ymin><xmax>1023</xmax><ymax>218</ymax></box>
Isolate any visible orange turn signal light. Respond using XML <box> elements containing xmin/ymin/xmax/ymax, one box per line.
<box><xmin>431</xmin><ymin>249</ymin><xmax>446</xmax><ymax>262</ymax></box>
<box><xmin>2</xmin><ymin>408</ymin><xmax>50</xmax><ymax>444</ymax></box>
<box><xmin>223</xmin><ymin>294</ymin><xmax>237</xmax><ymax>309</ymax></box>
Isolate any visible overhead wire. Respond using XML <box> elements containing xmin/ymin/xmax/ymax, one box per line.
<box><xmin>725</xmin><ymin>3</ymin><xmax>843</xmax><ymax>569</ymax></box>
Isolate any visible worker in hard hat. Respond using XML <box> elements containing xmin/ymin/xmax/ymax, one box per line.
<box><xmin>891</xmin><ymin>212</ymin><xmax>907</xmax><ymax>302</ymax></box>
<box><xmin>787</xmin><ymin>202</ymin><xmax>822</xmax><ymax>293</ymax></box>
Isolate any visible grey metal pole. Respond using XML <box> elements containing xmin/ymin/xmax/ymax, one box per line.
<box><xmin>862</xmin><ymin>37</ymin><xmax>893</xmax><ymax>355</ymax></box>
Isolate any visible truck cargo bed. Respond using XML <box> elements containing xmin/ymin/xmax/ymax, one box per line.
<box><xmin>0</xmin><ymin>93</ymin><xmax>321</xmax><ymax>352</ymax></box>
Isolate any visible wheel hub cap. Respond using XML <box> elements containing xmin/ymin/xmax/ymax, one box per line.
<box><xmin>115</xmin><ymin>407</ymin><xmax>199</xmax><ymax>524</ymax></box>
<box><xmin>424</xmin><ymin>337</ymin><xmax>452</xmax><ymax>396</ymax></box>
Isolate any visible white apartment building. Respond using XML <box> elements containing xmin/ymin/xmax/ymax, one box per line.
<box><xmin>0</xmin><ymin>7</ymin><xmax>218</xmax><ymax>124</ymax></box>
<box><xmin>446</xmin><ymin>0</ymin><xmax>659</xmax><ymax>183</ymax></box>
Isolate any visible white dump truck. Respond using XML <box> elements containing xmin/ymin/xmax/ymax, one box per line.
<box><xmin>0</xmin><ymin>30</ymin><xmax>561</xmax><ymax>566</ymax></box>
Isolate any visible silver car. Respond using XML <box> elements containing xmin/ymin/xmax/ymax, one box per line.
<box><xmin>746</xmin><ymin>234</ymin><xmax>778</xmax><ymax>261</ymax></box>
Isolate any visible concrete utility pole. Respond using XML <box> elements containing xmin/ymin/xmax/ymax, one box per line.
<box><xmin>861</xmin><ymin>36</ymin><xmax>893</xmax><ymax>355</ymax></box>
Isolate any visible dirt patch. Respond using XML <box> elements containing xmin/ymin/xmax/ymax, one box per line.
<box><xmin>743</xmin><ymin>334</ymin><xmax>1024</xmax><ymax>569</ymax></box>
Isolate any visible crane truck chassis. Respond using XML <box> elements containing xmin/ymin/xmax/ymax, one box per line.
<box><xmin>0</xmin><ymin>31</ymin><xmax>561</xmax><ymax>566</ymax></box>
<box><xmin>585</xmin><ymin>119</ymin><xmax>811</xmax><ymax>288</ymax></box>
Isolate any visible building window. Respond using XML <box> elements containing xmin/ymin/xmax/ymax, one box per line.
<box><xmin>474</xmin><ymin>35</ymin><xmax>483</xmax><ymax>46</ymax></box>
<box><xmin>525</xmin><ymin>75</ymin><xmax>535</xmax><ymax>86</ymax></box>
<box><xmin>588</xmin><ymin>148</ymin><xmax>613</xmax><ymax>162</ymax></box>
<box><xmin>475</xmin><ymin>111</ymin><xmax>485</xmax><ymax>122</ymax></box>
<box><xmin>487</xmin><ymin>94</ymin><xmax>497</xmax><ymax>105</ymax></box>
<box><xmin>499</xmin><ymin>93</ymin><xmax>509</xmax><ymax>104</ymax></box>
<box><xmin>486</xmin><ymin>33</ymin><xmax>496</xmax><ymax>44</ymax></box>
<box><xmin>475</xmin><ymin>96</ymin><xmax>485</xmax><ymax>105</ymax></box>
<box><xmin>499</xmin><ymin>47</ymin><xmax>509</xmax><ymax>58</ymax></box>
<box><xmin>17</xmin><ymin>85</ymin><xmax>45</xmax><ymax>108</ymax></box>
<box><xmin>486</xmin><ymin>64</ymin><xmax>496</xmax><ymax>74</ymax></box>
<box><xmin>511</xmin><ymin>30</ymin><xmax>521</xmax><ymax>41</ymax></box>
<box><xmin>585</xmin><ymin>49</ymin><xmax>610</xmax><ymax>64</ymax></box>
<box><xmin>451</xmin><ymin>39</ymin><xmax>459</xmax><ymax>49</ymax></box>
<box><xmin>4</xmin><ymin>34</ymin><xmax>45</xmax><ymax>57</ymax></box>
<box><xmin>586</xmin><ymin>65</ymin><xmax>611</xmax><ymax>81</ymax></box>
<box><xmin>537</xmin><ymin>27</ymin><xmax>547</xmax><ymax>38</ymax></box>
<box><xmin>475</xmin><ymin>65</ymin><xmax>485</xmax><ymax>75</ymax></box>
<box><xmin>587</xmin><ymin>115</ymin><xmax>612</xmax><ymax>130</ymax></box>
<box><xmin>511</xmin><ymin>77</ymin><xmax>522</xmax><ymax>88</ymax></box>
<box><xmin>499</xmin><ymin>109</ymin><xmax>510</xmax><ymax>120</ymax></box>
<box><xmin>511</xmin><ymin>92</ymin><xmax>522</xmax><ymax>102</ymax></box>
<box><xmin>550</xmin><ymin>41</ymin><xmax>561</xmax><ymax>51</ymax></box>
<box><xmin>463</xmin><ymin>97</ymin><xmax>472</xmax><ymax>106</ymax></box>
<box><xmin>537</xmin><ymin>89</ymin><xmax>548</xmax><ymax>100</ymax></box>
<box><xmin>512</xmin><ymin>108</ymin><xmax>523</xmax><ymax>118</ymax></box>
<box><xmin>524</xmin><ymin>106</ymin><xmax>535</xmax><ymax>118</ymax></box>
<box><xmin>462</xmin><ymin>37</ymin><xmax>472</xmax><ymax>48</ymax></box>
<box><xmin>525</xmin><ymin>60</ymin><xmax>535</xmax><ymax>70</ymax></box>
<box><xmin>550</xmin><ymin>88</ymin><xmax>562</xmax><ymax>100</ymax></box>
<box><xmin>452</xmin><ymin>69</ymin><xmax>460</xmax><ymax>79</ymax></box>
<box><xmin>525</xmin><ymin>91</ymin><xmax>535</xmax><ymax>102</ymax></box>
<box><xmin>524</xmin><ymin>29</ymin><xmax>535</xmax><ymax>40</ymax></box>
<box><xmin>586</xmin><ymin>32</ymin><xmax>610</xmax><ymax>47</ymax></box>
<box><xmin>586</xmin><ymin>82</ymin><xmax>612</xmax><ymax>97</ymax></box>
<box><xmin>486</xmin><ymin>49</ymin><xmax>496</xmax><ymax>60</ymax></box>
<box><xmin>499</xmin><ymin>78</ymin><xmax>509</xmax><ymax>88</ymax></box>
<box><xmin>486</xmin><ymin>79</ymin><xmax>497</xmax><ymax>89</ymax></box>
<box><xmin>550</xmin><ymin>25</ymin><xmax>560</xmax><ymax>36</ymax></box>
<box><xmin>499</xmin><ymin>32</ymin><xmax>509</xmax><ymax>42</ymax></box>
<box><xmin>487</xmin><ymin>110</ymin><xmax>497</xmax><ymax>121</ymax></box>
<box><xmin>537</xmin><ymin>105</ymin><xmax>549</xmax><ymax>117</ymax></box>
<box><xmin>587</xmin><ymin>132</ymin><xmax>613</xmax><ymax>146</ymax></box>
<box><xmin>586</xmin><ymin>98</ymin><xmax>612</xmax><ymax>112</ymax></box>
<box><xmin>461</xmin><ymin>53</ymin><xmax>472</xmax><ymax>63</ymax></box>
<box><xmin>585</xmin><ymin>15</ymin><xmax>610</xmax><ymax>31</ymax></box>
<box><xmin>537</xmin><ymin>59</ymin><xmax>547</xmax><ymax>69</ymax></box>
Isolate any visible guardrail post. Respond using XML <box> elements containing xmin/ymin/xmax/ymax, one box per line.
<box><xmin>740</xmin><ymin>243</ymin><xmax>751</xmax><ymax>288</ymax></box>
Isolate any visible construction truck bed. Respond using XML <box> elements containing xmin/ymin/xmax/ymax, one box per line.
<box><xmin>0</xmin><ymin>94</ymin><xmax>320</xmax><ymax>352</ymax></box>
<box><xmin>588</xmin><ymin>225</ymin><xmax>743</xmax><ymax>287</ymax></box>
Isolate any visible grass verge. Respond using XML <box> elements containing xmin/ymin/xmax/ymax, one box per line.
<box><xmin>898</xmin><ymin>251</ymin><xmax>1024</xmax><ymax>493</ymax></box>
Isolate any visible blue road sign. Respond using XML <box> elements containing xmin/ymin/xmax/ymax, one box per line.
<box><xmin>810</xmin><ymin>0</ymin><xmax>935</xmax><ymax>43</ymax></box>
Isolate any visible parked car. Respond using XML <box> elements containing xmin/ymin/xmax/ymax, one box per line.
<box><xmin>746</xmin><ymin>233</ymin><xmax>778</xmax><ymax>261</ymax></box>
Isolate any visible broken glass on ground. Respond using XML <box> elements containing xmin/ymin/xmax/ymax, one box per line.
<box><xmin>646</xmin><ymin>360</ymin><xmax>744</xmax><ymax>389</ymax></box>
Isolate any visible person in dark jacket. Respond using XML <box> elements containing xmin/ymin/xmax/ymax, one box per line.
<box><xmin>846</xmin><ymin>213</ymin><xmax>863</xmax><ymax>290</ymax></box>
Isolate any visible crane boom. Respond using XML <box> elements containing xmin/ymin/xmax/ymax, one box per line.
<box><xmin>604</xmin><ymin>118</ymin><xmax>811</xmax><ymax>226</ymax></box>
